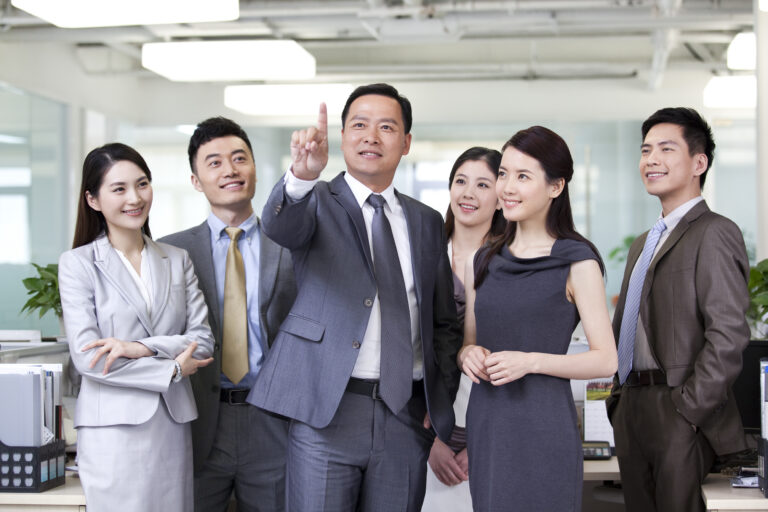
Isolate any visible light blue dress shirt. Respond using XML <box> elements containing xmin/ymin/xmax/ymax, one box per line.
<box><xmin>206</xmin><ymin>212</ymin><xmax>264</xmax><ymax>389</ymax></box>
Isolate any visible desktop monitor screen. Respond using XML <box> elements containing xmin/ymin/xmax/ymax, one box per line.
<box><xmin>732</xmin><ymin>339</ymin><xmax>768</xmax><ymax>435</ymax></box>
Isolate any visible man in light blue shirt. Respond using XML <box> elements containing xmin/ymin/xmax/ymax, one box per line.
<box><xmin>161</xmin><ymin>117</ymin><xmax>296</xmax><ymax>512</ymax></box>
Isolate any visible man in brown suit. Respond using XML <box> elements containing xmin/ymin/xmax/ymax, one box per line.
<box><xmin>606</xmin><ymin>107</ymin><xmax>751</xmax><ymax>512</ymax></box>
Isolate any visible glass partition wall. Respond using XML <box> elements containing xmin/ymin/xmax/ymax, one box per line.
<box><xmin>0</xmin><ymin>82</ymin><xmax>758</xmax><ymax>336</ymax></box>
<box><xmin>0</xmin><ymin>83</ymin><xmax>68</xmax><ymax>336</ymax></box>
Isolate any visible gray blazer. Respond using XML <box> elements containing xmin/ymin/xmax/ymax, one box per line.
<box><xmin>607</xmin><ymin>201</ymin><xmax>750</xmax><ymax>455</ymax></box>
<box><xmin>58</xmin><ymin>235</ymin><xmax>214</xmax><ymax>428</ymax></box>
<box><xmin>249</xmin><ymin>172</ymin><xmax>462</xmax><ymax>441</ymax></box>
<box><xmin>160</xmin><ymin>219</ymin><xmax>296</xmax><ymax>471</ymax></box>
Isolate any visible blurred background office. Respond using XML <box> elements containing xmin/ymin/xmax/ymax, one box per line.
<box><xmin>0</xmin><ymin>0</ymin><xmax>765</xmax><ymax>337</ymax></box>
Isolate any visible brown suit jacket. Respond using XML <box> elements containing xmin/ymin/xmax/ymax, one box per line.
<box><xmin>606</xmin><ymin>200</ymin><xmax>750</xmax><ymax>455</ymax></box>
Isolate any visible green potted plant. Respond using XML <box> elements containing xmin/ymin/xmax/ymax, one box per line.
<box><xmin>607</xmin><ymin>235</ymin><xmax>637</xmax><ymax>308</ymax></box>
<box><xmin>20</xmin><ymin>263</ymin><xmax>63</xmax><ymax>336</ymax></box>
<box><xmin>748</xmin><ymin>258</ymin><xmax>768</xmax><ymax>340</ymax></box>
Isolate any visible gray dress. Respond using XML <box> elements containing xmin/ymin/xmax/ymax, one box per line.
<box><xmin>466</xmin><ymin>239</ymin><xmax>598</xmax><ymax>511</ymax></box>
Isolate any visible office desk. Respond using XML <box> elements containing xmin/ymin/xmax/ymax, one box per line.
<box><xmin>702</xmin><ymin>474</ymin><xmax>768</xmax><ymax>511</ymax></box>
<box><xmin>0</xmin><ymin>472</ymin><xmax>86</xmax><ymax>511</ymax></box>
<box><xmin>583</xmin><ymin>457</ymin><xmax>620</xmax><ymax>480</ymax></box>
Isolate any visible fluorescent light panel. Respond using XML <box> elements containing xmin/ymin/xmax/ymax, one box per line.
<box><xmin>703</xmin><ymin>76</ymin><xmax>756</xmax><ymax>109</ymax></box>
<box><xmin>762</xmin><ymin>0</ymin><xmax>768</xmax><ymax>11</ymax></box>
<box><xmin>142</xmin><ymin>40</ymin><xmax>315</xmax><ymax>82</ymax></box>
<box><xmin>727</xmin><ymin>32</ymin><xmax>756</xmax><ymax>71</ymax></box>
<box><xmin>11</xmin><ymin>0</ymin><xmax>238</xmax><ymax>28</ymax></box>
<box><xmin>225</xmin><ymin>84</ymin><xmax>354</xmax><ymax>117</ymax></box>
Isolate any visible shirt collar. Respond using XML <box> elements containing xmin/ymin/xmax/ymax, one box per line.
<box><xmin>343</xmin><ymin>171</ymin><xmax>397</xmax><ymax>209</ymax></box>
<box><xmin>659</xmin><ymin>196</ymin><xmax>704</xmax><ymax>233</ymax></box>
<box><xmin>206</xmin><ymin>211</ymin><xmax>258</xmax><ymax>241</ymax></box>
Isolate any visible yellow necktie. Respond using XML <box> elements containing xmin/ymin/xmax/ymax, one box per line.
<box><xmin>222</xmin><ymin>227</ymin><xmax>249</xmax><ymax>384</ymax></box>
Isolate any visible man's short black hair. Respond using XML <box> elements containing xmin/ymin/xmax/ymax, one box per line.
<box><xmin>641</xmin><ymin>107</ymin><xmax>715</xmax><ymax>188</ymax></box>
<box><xmin>188</xmin><ymin>117</ymin><xmax>254</xmax><ymax>174</ymax></box>
<box><xmin>341</xmin><ymin>83</ymin><xmax>413</xmax><ymax>134</ymax></box>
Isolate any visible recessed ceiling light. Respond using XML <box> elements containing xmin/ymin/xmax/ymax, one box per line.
<box><xmin>11</xmin><ymin>0</ymin><xmax>238</xmax><ymax>28</ymax></box>
<box><xmin>224</xmin><ymin>84</ymin><xmax>354</xmax><ymax>117</ymax></box>
<box><xmin>703</xmin><ymin>76</ymin><xmax>756</xmax><ymax>109</ymax></box>
<box><xmin>727</xmin><ymin>32</ymin><xmax>756</xmax><ymax>71</ymax></box>
<box><xmin>142</xmin><ymin>40</ymin><xmax>316</xmax><ymax>82</ymax></box>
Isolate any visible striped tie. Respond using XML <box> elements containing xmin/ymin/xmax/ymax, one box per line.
<box><xmin>617</xmin><ymin>218</ymin><xmax>667</xmax><ymax>385</ymax></box>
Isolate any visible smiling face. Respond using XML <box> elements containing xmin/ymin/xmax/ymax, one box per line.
<box><xmin>340</xmin><ymin>94</ymin><xmax>412</xmax><ymax>192</ymax></box>
<box><xmin>86</xmin><ymin>160</ymin><xmax>152</xmax><ymax>236</ymax></box>
<box><xmin>639</xmin><ymin>123</ymin><xmax>707</xmax><ymax>214</ymax></box>
<box><xmin>449</xmin><ymin>159</ymin><xmax>499</xmax><ymax>231</ymax></box>
<box><xmin>496</xmin><ymin>147</ymin><xmax>563</xmax><ymax>225</ymax></box>
<box><xmin>191</xmin><ymin>135</ymin><xmax>256</xmax><ymax>221</ymax></box>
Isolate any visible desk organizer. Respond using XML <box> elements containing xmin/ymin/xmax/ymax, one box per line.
<box><xmin>0</xmin><ymin>439</ymin><xmax>65</xmax><ymax>492</ymax></box>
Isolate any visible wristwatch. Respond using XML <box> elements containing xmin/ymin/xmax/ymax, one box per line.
<box><xmin>172</xmin><ymin>360</ymin><xmax>183</xmax><ymax>383</ymax></box>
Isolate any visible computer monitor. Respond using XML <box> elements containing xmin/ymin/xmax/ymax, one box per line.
<box><xmin>732</xmin><ymin>339</ymin><xmax>768</xmax><ymax>435</ymax></box>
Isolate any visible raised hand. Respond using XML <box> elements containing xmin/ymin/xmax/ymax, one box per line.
<box><xmin>290</xmin><ymin>102</ymin><xmax>329</xmax><ymax>180</ymax></box>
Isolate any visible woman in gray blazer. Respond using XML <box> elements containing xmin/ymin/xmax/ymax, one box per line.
<box><xmin>58</xmin><ymin>143</ymin><xmax>214</xmax><ymax>512</ymax></box>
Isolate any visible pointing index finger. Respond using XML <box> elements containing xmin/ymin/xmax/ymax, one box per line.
<box><xmin>317</xmin><ymin>102</ymin><xmax>328</xmax><ymax>138</ymax></box>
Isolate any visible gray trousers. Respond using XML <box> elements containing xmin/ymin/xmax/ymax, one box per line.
<box><xmin>194</xmin><ymin>402</ymin><xmax>289</xmax><ymax>512</ymax></box>
<box><xmin>286</xmin><ymin>389</ymin><xmax>434</xmax><ymax>512</ymax></box>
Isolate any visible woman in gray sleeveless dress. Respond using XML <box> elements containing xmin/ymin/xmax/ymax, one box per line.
<box><xmin>458</xmin><ymin>127</ymin><xmax>618</xmax><ymax>511</ymax></box>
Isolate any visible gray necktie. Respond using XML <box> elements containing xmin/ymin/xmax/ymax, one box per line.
<box><xmin>367</xmin><ymin>194</ymin><xmax>412</xmax><ymax>414</ymax></box>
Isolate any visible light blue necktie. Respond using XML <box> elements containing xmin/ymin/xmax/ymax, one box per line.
<box><xmin>617</xmin><ymin>218</ymin><xmax>667</xmax><ymax>385</ymax></box>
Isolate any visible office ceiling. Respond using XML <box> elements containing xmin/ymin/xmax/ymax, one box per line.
<box><xmin>0</xmin><ymin>0</ymin><xmax>755</xmax><ymax>91</ymax></box>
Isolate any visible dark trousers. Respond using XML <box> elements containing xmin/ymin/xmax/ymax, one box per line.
<box><xmin>286</xmin><ymin>387</ymin><xmax>434</xmax><ymax>512</ymax></box>
<box><xmin>194</xmin><ymin>402</ymin><xmax>289</xmax><ymax>512</ymax></box>
<box><xmin>612</xmin><ymin>385</ymin><xmax>715</xmax><ymax>512</ymax></box>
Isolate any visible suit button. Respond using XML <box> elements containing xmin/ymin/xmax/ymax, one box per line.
<box><xmin>274</xmin><ymin>204</ymin><xmax>282</xmax><ymax>214</ymax></box>
<box><xmin>364</xmin><ymin>298</ymin><xmax>373</xmax><ymax>307</ymax></box>
<box><xmin>352</xmin><ymin>341</ymin><xmax>361</xmax><ymax>349</ymax></box>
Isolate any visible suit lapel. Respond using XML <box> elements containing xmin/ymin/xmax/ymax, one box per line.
<box><xmin>92</xmin><ymin>235</ymin><xmax>153</xmax><ymax>335</ymax></box>
<box><xmin>398</xmin><ymin>192</ymin><xmax>424</xmax><ymax>305</ymax></box>
<box><xmin>329</xmin><ymin>173</ymin><xmax>375</xmax><ymax>277</ymax></box>
<box><xmin>259</xmin><ymin>219</ymin><xmax>281</xmax><ymax>349</ymax></box>
<box><xmin>144</xmin><ymin>237</ymin><xmax>170</xmax><ymax>328</ymax></box>
<box><xmin>642</xmin><ymin>201</ymin><xmax>709</xmax><ymax>301</ymax></box>
<box><xmin>186</xmin><ymin>222</ymin><xmax>220</xmax><ymax>336</ymax></box>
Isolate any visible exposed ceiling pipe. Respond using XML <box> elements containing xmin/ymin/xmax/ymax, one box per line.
<box><xmin>648</xmin><ymin>28</ymin><xmax>679</xmax><ymax>90</ymax></box>
<box><xmin>646</xmin><ymin>0</ymin><xmax>683</xmax><ymax>89</ymax></box>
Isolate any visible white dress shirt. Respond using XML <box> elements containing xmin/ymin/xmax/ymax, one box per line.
<box><xmin>115</xmin><ymin>245</ymin><xmax>153</xmax><ymax>315</ymax></box>
<box><xmin>284</xmin><ymin>169</ymin><xmax>423</xmax><ymax>380</ymax></box>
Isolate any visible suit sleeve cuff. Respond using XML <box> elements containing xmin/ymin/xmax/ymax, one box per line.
<box><xmin>284</xmin><ymin>167</ymin><xmax>318</xmax><ymax>200</ymax></box>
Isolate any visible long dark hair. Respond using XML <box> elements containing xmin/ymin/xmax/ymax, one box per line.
<box><xmin>444</xmin><ymin>146</ymin><xmax>506</xmax><ymax>241</ymax></box>
<box><xmin>475</xmin><ymin>126</ymin><xmax>603</xmax><ymax>287</ymax></box>
<box><xmin>72</xmin><ymin>143</ymin><xmax>153</xmax><ymax>249</ymax></box>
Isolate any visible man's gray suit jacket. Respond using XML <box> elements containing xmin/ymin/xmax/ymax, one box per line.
<box><xmin>160</xmin><ymin>219</ymin><xmax>297</xmax><ymax>472</ymax></box>
<box><xmin>248</xmin><ymin>172</ymin><xmax>462</xmax><ymax>442</ymax></box>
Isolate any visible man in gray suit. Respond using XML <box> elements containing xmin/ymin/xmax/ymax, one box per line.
<box><xmin>249</xmin><ymin>83</ymin><xmax>462</xmax><ymax>511</ymax></box>
<box><xmin>160</xmin><ymin>117</ymin><xmax>296</xmax><ymax>512</ymax></box>
<box><xmin>607</xmin><ymin>107</ymin><xmax>750</xmax><ymax>511</ymax></box>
